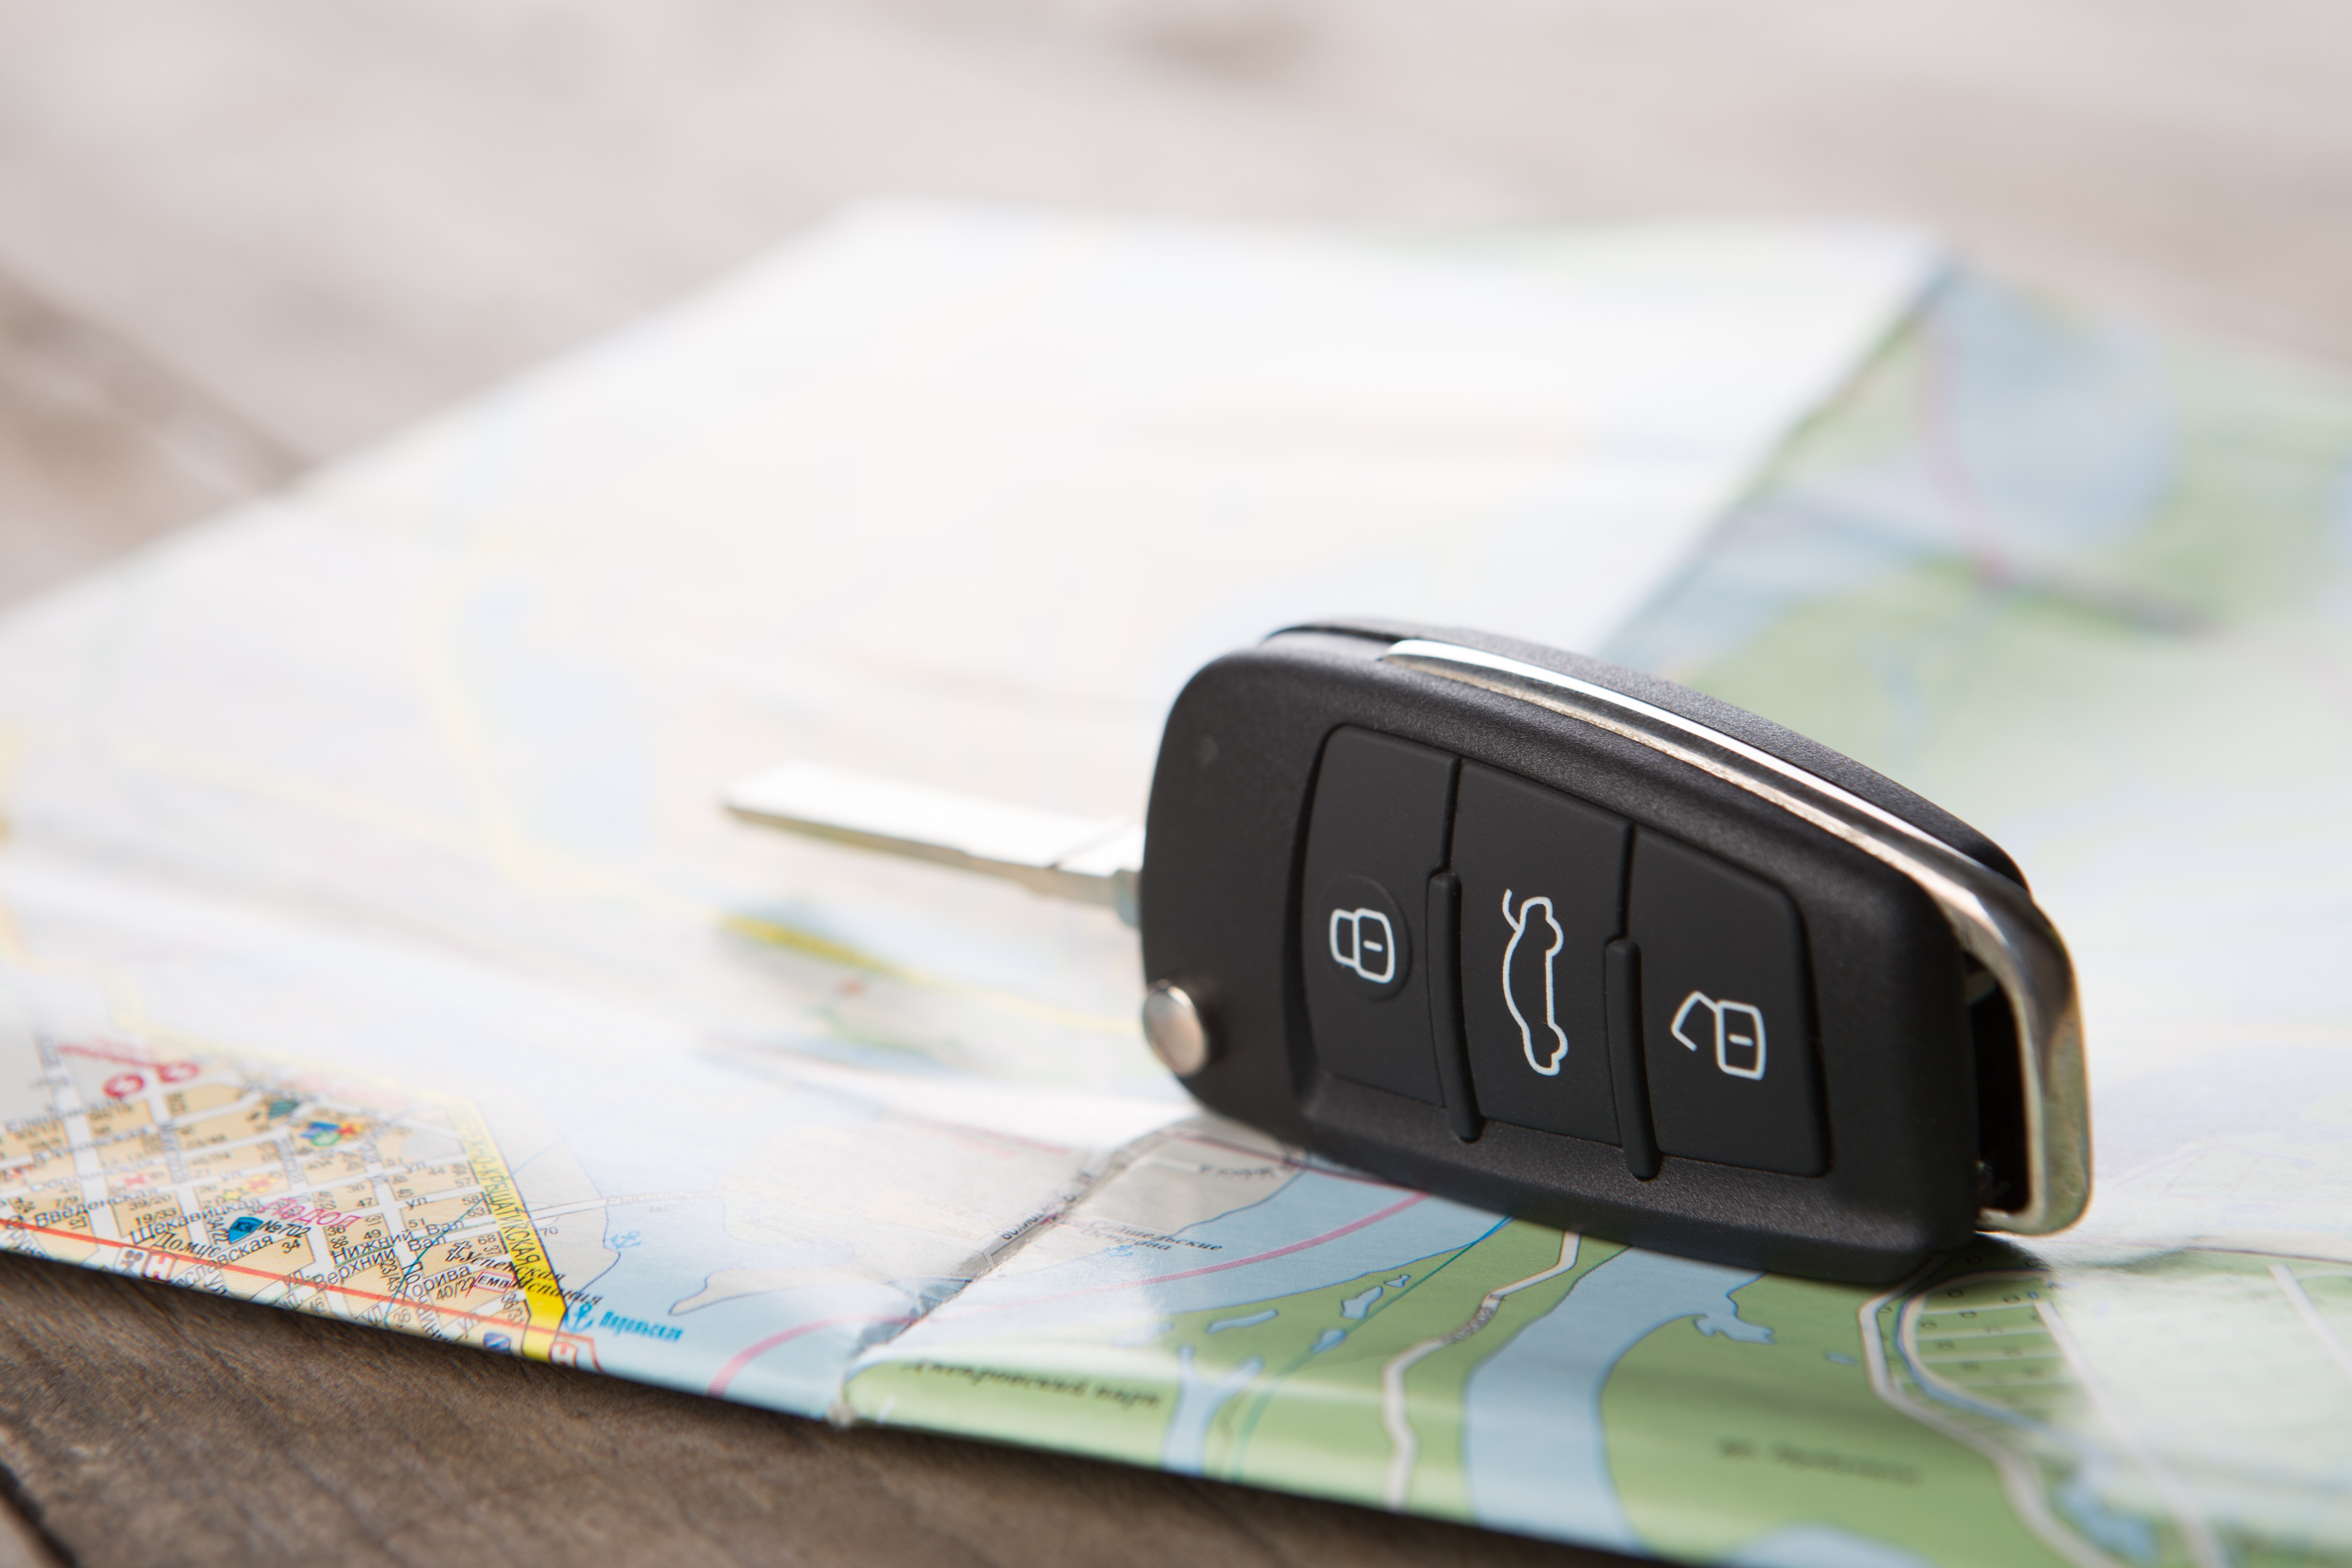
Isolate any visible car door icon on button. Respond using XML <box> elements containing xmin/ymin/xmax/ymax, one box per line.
<box><xmin>1500</xmin><ymin>891</ymin><xmax>1569</xmax><ymax>1076</ymax></box>
<box><xmin>1671</xmin><ymin>992</ymin><xmax>1767</xmax><ymax>1080</ymax></box>
<box><xmin>1330</xmin><ymin>906</ymin><xmax>1398</xmax><ymax>985</ymax></box>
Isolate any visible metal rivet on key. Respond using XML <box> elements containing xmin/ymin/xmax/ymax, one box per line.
<box><xmin>1141</xmin><ymin>980</ymin><xmax>1211</xmax><ymax>1077</ymax></box>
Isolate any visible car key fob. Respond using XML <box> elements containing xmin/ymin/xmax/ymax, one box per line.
<box><xmin>729</xmin><ymin>620</ymin><xmax>2089</xmax><ymax>1285</ymax></box>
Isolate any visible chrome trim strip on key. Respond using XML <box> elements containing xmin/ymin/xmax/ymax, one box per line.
<box><xmin>1380</xmin><ymin>637</ymin><xmax>2090</xmax><ymax>1237</ymax></box>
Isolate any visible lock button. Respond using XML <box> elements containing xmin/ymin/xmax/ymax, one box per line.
<box><xmin>1300</xmin><ymin>728</ymin><xmax>1456</xmax><ymax>1103</ymax></box>
<box><xmin>1629</xmin><ymin>830</ymin><xmax>1826</xmax><ymax>1176</ymax></box>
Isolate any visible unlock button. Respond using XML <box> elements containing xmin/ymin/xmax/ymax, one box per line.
<box><xmin>1629</xmin><ymin>831</ymin><xmax>1825</xmax><ymax>1176</ymax></box>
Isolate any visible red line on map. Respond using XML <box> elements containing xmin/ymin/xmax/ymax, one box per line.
<box><xmin>0</xmin><ymin>1217</ymin><xmax>525</xmax><ymax>1332</ymax></box>
<box><xmin>707</xmin><ymin>1314</ymin><xmax>918</xmax><ymax>1398</ymax></box>
<box><xmin>1920</xmin><ymin>311</ymin><xmax>2011</xmax><ymax>588</ymax></box>
<box><xmin>56</xmin><ymin>1041</ymin><xmax>165</xmax><ymax>1070</ymax></box>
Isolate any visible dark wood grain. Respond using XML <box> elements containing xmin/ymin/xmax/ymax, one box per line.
<box><xmin>0</xmin><ymin>1251</ymin><xmax>1638</xmax><ymax>1568</ymax></box>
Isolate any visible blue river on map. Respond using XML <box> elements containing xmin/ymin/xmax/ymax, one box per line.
<box><xmin>1462</xmin><ymin>1247</ymin><xmax>1766</xmax><ymax>1549</ymax></box>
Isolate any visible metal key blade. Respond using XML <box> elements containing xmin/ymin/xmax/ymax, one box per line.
<box><xmin>723</xmin><ymin>761</ymin><xmax>1143</xmax><ymax>925</ymax></box>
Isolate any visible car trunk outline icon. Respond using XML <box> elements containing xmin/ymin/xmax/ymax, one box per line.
<box><xmin>1500</xmin><ymin>890</ymin><xmax>1568</xmax><ymax>1075</ymax></box>
<box><xmin>1329</xmin><ymin>906</ymin><xmax>1397</xmax><ymax>984</ymax></box>
<box><xmin>1671</xmin><ymin>991</ymin><xmax>1767</xmax><ymax>1080</ymax></box>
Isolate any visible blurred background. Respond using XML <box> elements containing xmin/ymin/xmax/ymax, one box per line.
<box><xmin>3</xmin><ymin>0</ymin><xmax>2347</xmax><ymax>607</ymax></box>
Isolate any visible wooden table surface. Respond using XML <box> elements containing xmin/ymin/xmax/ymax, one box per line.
<box><xmin>0</xmin><ymin>3</ymin><xmax>2344</xmax><ymax>1562</ymax></box>
<box><xmin>0</xmin><ymin>1252</ymin><xmax>1632</xmax><ymax>1568</ymax></box>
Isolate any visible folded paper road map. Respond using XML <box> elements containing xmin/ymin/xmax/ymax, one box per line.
<box><xmin>2</xmin><ymin>204</ymin><xmax>2347</xmax><ymax>1567</ymax></box>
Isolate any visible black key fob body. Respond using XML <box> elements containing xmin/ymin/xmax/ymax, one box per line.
<box><xmin>1137</xmin><ymin>622</ymin><xmax>2089</xmax><ymax>1284</ymax></box>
